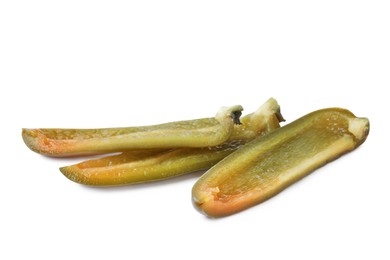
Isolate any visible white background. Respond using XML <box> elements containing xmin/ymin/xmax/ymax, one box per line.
<box><xmin>1</xmin><ymin>1</ymin><xmax>389</xmax><ymax>259</ymax></box>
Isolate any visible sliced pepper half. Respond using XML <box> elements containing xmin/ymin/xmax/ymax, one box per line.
<box><xmin>60</xmin><ymin>98</ymin><xmax>284</xmax><ymax>185</ymax></box>
<box><xmin>192</xmin><ymin>108</ymin><xmax>369</xmax><ymax>217</ymax></box>
<box><xmin>22</xmin><ymin>105</ymin><xmax>243</xmax><ymax>157</ymax></box>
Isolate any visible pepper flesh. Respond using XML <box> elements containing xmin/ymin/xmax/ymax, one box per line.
<box><xmin>22</xmin><ymin>105</ymin><xmax>243</xmax><ymax>157</ymax></box>
<box><xmin>192</xmin><ymin>108</ymin><xmax>369</xmax><ymax>217</ymax></box>
<box><xmin>60</xmin><ymin>98</ymin><xmax>284</xmax><ymax>185</ymax></box>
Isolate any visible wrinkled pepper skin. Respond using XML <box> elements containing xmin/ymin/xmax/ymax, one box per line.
<box><xmin>60</xmin><ymin>98</ymin><xmax>284</xmax><ymax>185</ymax></box>
<box><xmin>22</xmin><ymin>105</ymin><xmax>243</xmax><ymax>157</ymax></box>
<box><xmin>192</xmin><ymin>108</ymin><xmax>369</xmax><ymax>218</ymax></box>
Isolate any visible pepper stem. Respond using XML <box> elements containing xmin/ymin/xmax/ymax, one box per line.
<box><xmin>215</xmin><ymin>105</ymin><xmax>244</xmax><ymax>125</ymax></box>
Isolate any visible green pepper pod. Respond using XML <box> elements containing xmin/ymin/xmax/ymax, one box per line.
<box><xmin>60</xmin><ymin>98</ymin><xmax>283</xmax><ymax>185</ymax></box>
<box><xmin>22</xmin><ymin>105</ymin><xmax>243</xmax><ymax>157</ymax></box>
<box><xmin>192</xmin><ymin>108</ymin><xmax>369</xmax><ymax>217</ymax></box>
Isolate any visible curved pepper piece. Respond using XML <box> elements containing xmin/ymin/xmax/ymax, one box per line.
<box><xmin>60</xmin><ymin>98</ymin><xmax>284</xmax><ymax>185</ymax></box>
<box><xmin>22</xmin><ymin>105</ymin><xmax>243</xmax><ymax>157</ymax></box>
<box><xmin>192</xmin><ymin>108</ymin><xmax>369</xmax><ymax>217</ymax></box>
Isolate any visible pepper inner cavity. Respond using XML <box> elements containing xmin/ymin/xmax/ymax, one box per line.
<box><xmin>216</xmin><ymin>116</ymin><xmax>351</xmax><ymax>199</ymax></box>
